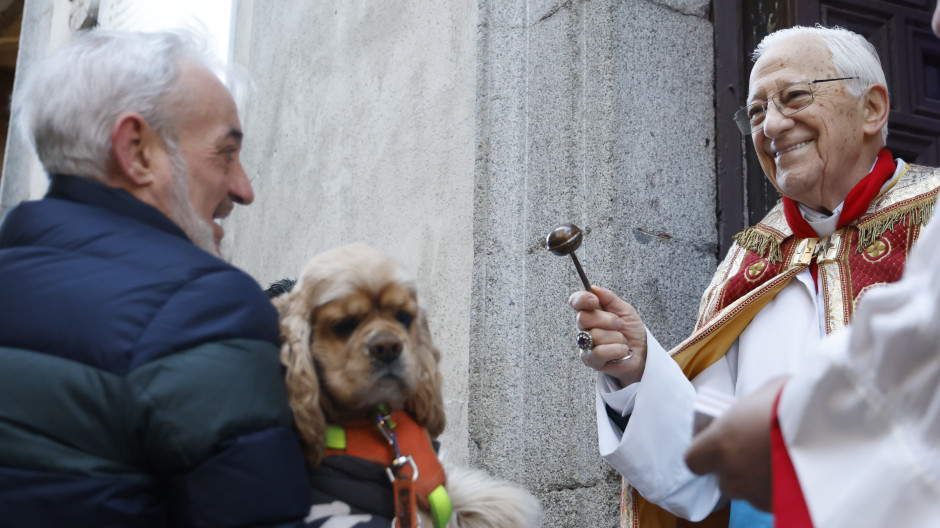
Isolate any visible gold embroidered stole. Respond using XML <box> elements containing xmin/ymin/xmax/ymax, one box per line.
<box><xmin>621</xmin><ymin>164</ymin><xmax>940</xmax><ymax>528</ymax></box>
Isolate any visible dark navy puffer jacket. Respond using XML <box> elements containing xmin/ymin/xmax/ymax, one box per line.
<box><xmin>0</xmin><ymin>175</ymin><xmax>310</xmax><ymax>527</ymax></box>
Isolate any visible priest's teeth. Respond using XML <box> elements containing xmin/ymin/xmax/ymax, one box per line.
<box><xmin>777</xmin><ymin>140</ymin><xmax>811</xmax><ymax>157</ymax></box>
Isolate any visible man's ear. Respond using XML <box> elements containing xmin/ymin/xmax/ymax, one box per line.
<box><xmin>110</xmin><ymin>112</ymin><xmax>159</xmax><ymax>186</ymax></box>
<box><xmin>861</xmin><ymin>84</ymin><xmax>889</xmax><ymax>138</ymax></box>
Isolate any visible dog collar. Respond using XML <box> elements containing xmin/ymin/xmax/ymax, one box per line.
<box><xmin>325</xmin><ymin>410</ymin><xmax>452</xmax><ymax>528</ymax></box>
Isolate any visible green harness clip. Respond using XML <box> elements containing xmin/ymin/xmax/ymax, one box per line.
<box><xmin>325</xmin><ymin>424</ymin><xmax>346</xmax><ymax>450</ymax></box>
<box><xmin>428</xmin><ymin>484</ymin><xmax>453</xmax><ymax>528</ymax></box>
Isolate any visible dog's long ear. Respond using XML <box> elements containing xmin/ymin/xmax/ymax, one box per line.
<box><xmin>277</xmin><ymin>292</ymin><xmax>327</xmax><ymax>466</ymax></box>
<box><xmin>406</xmin><ymin>308</ymin><xmax>446</xmax><ymax>437</ymax></box>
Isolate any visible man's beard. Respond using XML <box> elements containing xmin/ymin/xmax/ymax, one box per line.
<box><xmin>165</xmin><ymin>151</ymin><xmax>217</xmax><ymax>255</ymax></box>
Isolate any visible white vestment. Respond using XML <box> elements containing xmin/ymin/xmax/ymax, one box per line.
<box><xmin>596</xmin><ymin>162</ymin><xmax>913</xmax><ymax>521</ymax></box>
<box><xmin>777</xmin><ymin>207</ymin><xmax>940</xmax><ymax>526</ymax></box>
<box><xmin>596</xmin><ymin>270</ymin><xmax>819</xmax><ymax>521</ymax></box>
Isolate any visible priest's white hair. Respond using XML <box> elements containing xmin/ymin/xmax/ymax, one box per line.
<box><xmin>752</xmin><ymin>25</ymin><xmax>889</xmax><ymax>143</ymax></box>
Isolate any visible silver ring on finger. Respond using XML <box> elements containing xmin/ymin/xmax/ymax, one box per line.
<box><xmin>611</xmin><ymin>347</ymin><xmax>635</xmax><ymax>363</ymax></box>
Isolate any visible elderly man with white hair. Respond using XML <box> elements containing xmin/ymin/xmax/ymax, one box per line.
<box><xmin>570</xmin><ymin>24</ymin><xmax>940</xmax><ymax>528</ymax></box>
<box><xmin>685</xmin><ymin>4</ymin><xmax>940</xmax><ymax>527</ymax></box>
<box><xmin>0</xmin><ymin>31</ymin><xmax>310</xmax><ymax>526</ymax></box>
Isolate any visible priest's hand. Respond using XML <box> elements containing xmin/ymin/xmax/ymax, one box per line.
<box><xmin>683</xmin><ymin>376</ymin><xmax>789</xmax><ymax>512</ymax></box>
<box><xmin>569</xmin><ymin>286</ymin><xmax>647</xmax><ymax>387</ymax></box>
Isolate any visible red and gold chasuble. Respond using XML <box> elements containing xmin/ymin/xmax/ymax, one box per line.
<box><xmin>620</xmin><ymin>161</ymin><xmax>940</xmax><ymax>528</ymax></box>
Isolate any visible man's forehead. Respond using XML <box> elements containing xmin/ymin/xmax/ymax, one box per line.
<box><xmin>747</xmin><ymin>38</ymin><xmax>832</xmax><ymax>100</ymax></box>
<box><xmin>176</xmin><ymin>62</ymin><xmax>242</xmax><ymax>135</ymax></box>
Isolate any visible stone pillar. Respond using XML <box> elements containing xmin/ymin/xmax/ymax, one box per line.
<box><xmin>471</xmin><ymin>0</ymin><xmax>715</xmax><ymax>524</ymax></box>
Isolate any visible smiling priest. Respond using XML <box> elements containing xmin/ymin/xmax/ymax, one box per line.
<box><xmin>569</xmin><ymin>25</ymin><xmax>940</xmax><ymax>528</ymax></box>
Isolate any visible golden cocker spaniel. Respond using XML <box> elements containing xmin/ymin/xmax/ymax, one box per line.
<box><xmin>274</xmin><ymin>243</ymin><xmax>541</xmax><ymax>528</ymax></box>
<box><xmin>276</xmin><ymin>243</ymin><xmax>445</xmax><ymax>465</ymax></box>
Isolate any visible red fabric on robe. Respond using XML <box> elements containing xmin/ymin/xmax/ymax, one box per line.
<box><xmin>771</xmin><ymin>387</ymin><xmax>813</xmax><ymax>528</ymax></box>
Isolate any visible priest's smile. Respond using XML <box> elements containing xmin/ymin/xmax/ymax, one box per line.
<box><xmin>775</xmin><ymin>139</ymin><xmax>814</xmax><ymax>159</ymax></box>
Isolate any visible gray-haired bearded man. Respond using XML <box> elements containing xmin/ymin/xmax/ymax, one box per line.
<box><xmin>0</xmin><ymin>30</ymin><xmax>310</xmax><ymax>527</ymax></box>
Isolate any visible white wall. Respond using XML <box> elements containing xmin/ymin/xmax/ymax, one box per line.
<box><xmin>226</xmin><ymin>0</ymin><xmax>479</xmax><ymax>465</ymax></box>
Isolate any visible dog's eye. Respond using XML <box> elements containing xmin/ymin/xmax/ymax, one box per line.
<box><xmin>332</xmin><ymin>317</ymin><xmax>359</xmax><ymax>338</ymax></box>
<box><xmin>395</xmin><ymin>310</ymin><xmax>414</xmax><ymax>329</ymax></box>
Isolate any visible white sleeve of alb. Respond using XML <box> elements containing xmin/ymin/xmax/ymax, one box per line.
<box><xmin>595</xmin><ymin>328</ymin><xmax>732</xmax><ymax>521</ymax></box>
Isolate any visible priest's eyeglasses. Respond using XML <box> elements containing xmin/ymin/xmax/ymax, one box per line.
<box><xmin>733</xmin><ymin>77</ymin><xmax>860</xmax><ymax>135</ymax></box>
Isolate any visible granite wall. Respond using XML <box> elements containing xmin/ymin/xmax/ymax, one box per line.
<box><xmin>470</xmin><ymin>0</ymin><xmax>715</xmax><ymax>524</ymax></box>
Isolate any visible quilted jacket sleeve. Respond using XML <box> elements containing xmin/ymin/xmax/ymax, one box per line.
<box><xmin>128</xmin><ymin>270</ymin><xmax>310</xmax><ymax>527</ymax></box>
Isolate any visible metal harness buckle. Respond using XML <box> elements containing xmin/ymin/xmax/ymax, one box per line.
<box><xmin>387</xmin><ymin>454</ymin><xmax>420</xmax><ymax>483</ymax></box>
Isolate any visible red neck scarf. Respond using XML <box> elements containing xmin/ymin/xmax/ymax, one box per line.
<box><xmin>782</xmin><ymin>149</ymin><xmax>896</xmax><ymax>238</ymax></box>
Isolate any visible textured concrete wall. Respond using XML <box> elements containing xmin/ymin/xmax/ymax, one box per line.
<box><xmin>226</xmin><ymin>0</ymin><xmax>478</xmax><ymax>465</ymax></box>
<box><xmin>472</xmin><ymin>0</ymin><xmax>715</xmax><ymax>525</ymax></box>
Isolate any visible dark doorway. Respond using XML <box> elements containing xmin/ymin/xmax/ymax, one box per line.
<box><xmin>713</xmin><ymin>0</ymin><xmax>940</xmax><ymax>257</ymax></box>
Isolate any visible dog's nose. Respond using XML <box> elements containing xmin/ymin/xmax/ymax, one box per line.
<box><xmin>368</xmin><ymin>332</ymin><xmax>403</xmax><ymax>363</ymax></box>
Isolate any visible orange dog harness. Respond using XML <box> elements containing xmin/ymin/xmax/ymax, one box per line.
<box><xmin>325</xmin><ymin>409</ymin><xmax>452</xmax><ymax>528</ymax></box>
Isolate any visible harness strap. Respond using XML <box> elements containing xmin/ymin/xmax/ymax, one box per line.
<box><xmin>392</xmin><ymin>468</ymin><xmax>419</xmax><ymax>528</ymax></box>
<box><xmin>325</xmin><ymin>412</ymin><xmax>453</xmax><ymax>528</ymax></box>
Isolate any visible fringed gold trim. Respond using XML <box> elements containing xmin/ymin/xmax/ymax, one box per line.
<box><xmin>733</xmin><ymin>227</ymin><xmax>783</xmax><ymax>263</ymax></box>
<box><xmin>856</xmin><ymin>198</ymin><xmax>936</xmax><ymax>252</ymax></box>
